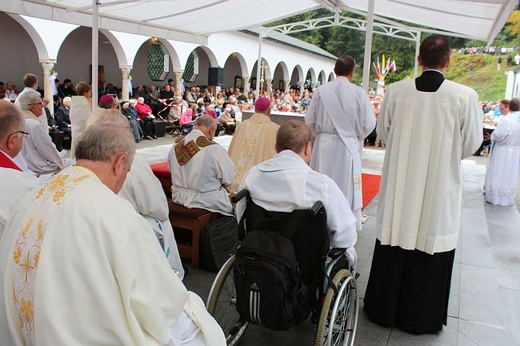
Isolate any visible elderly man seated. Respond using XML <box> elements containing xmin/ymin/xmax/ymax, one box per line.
<box><xmin>15</xmin><ymin>89</ymin><xmax>69</xmax><ymax>176</ymax></box>
<box><xmin>168</xmin><ymin>115</ymin><xmax>236</xmax><ymax>215</ymax></box>
<box><xmin>236</xmin><ymin>120</ymin><xmax>358</xmax><ymax>266</ymax></box>
<box><xmin>0</xmin><ymin>123</ymin><xmax>225</xmax><ymax>345</ymax></box>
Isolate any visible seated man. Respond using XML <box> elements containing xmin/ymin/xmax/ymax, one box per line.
<box><xmin>168</xmin><ymin>115</ymin><xmax>236</xmax><ymax>215</ymax></box>
<box><xmin>55</xmin><ymin>96</ymin><xmax>72</xmax><ymax>133</ymax></box>
<box><xmin>0</xmin><ymin>123</ymin><xmax>225</xmax><ymax>345</ymax></box>
<box><xmin>16</xmin><ymin>89</ymin><xmax>68</xmax><ymax>176</ymax></box>
<box><xmin>236</xmin><ymin>120</ymin><xmax>357</xmax><ymax>265</ymax></box>
<box><xmin>0</xmin><ymin>102</ymin><xmax>40</xmax><ymax>237</ymax></box>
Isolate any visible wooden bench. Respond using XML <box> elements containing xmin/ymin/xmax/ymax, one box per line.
<box><xmin>168</xmin><ymin>200</ymin><xmax>213</xmax><ymax>269</ymax></box>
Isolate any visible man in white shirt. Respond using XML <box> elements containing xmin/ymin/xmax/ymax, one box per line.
<box><xmin>168</xmin><ymin>115</ymin><xmax>236</xmax><ymax>215</ymax></box>
<box><xmin>236</xmin><ymin>120</ymin><xmax>357</xmax><ymax>264</ymax></box>
<box><xmin>0</xmin><ymin>123</ymin><xmax>225</xmax><ymax>345</ymax></box>
<box><xmin>0</xmin><ymin>102</ymin><xmax>40</xmax><ymax>237</ymax></box>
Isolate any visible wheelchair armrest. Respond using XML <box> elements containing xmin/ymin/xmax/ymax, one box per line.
<box><xmin>231</xmin><ymin>189</ymin><xmax>249</xmax><ymax>203</ymax></box>
<box><xmin>329</xmin><ymin>248</ymin><xmax>347</xmax><ymax>260</ymax></box>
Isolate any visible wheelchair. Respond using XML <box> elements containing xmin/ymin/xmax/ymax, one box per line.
<box><xmin>206</xmin><ymin>190</ymin><xmax>359</xmax><ymax>345</ymax></box>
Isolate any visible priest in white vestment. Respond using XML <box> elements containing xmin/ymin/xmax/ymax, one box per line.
<box><xmin>69</xmin><ymin>81</ymin><xmax>93</xmax><ymax>156</ymax></box>
<box><xmin>0</xmin><ymin>102</ymin><xmax>40</xmax><ymax>238</ymax></box>
<box><xmin>364</xmin><ymin>35</ymin><xmax>482</xmax><ymax>334</ymax></box>
<box><xmin>0</xmin><ymin>123</ymin><xmax>225</xmax><ymax>345</ymax></box>
<box><xmin>484</xmin><ymin>99</ymin><xmax>520</xmax><ymax>206</ymax></box>
<box><xmin>168</xmin><ymin>115</ymin><xmax>236</xmax><ymax>215</ymax></box>
<box><xmin>237</xmin><ymin>120</ymin><xmax>358</xmax><ymax>266</ymax></box>
<box><xmin>227</xmin><ymin>97</ymin><xmax>279</xmax><ymax>192</ymax></box>
<box><xmin>305</xmin><ymin>56</ymin><xmax>376</xmax><ymax>231</ymax></box>
<box><xmin>16</xmin><ymin>89</ymin><xmax>68</xmax><ymax>176</ymax></box>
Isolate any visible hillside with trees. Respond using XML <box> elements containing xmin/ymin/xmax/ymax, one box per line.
<box><xmin>270</xmin><ymin>7</ymin><xmax>520</xmax><ymax>101</ymax></box>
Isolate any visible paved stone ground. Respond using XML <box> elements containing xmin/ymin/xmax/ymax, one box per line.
<box><xmin>138</xmin><ymin>135</ymin><xmax>520</xmax><ymax>346</ymax></box>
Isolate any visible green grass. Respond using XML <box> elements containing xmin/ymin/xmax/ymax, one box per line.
<box><xmin>369</xmin><ymin>54</ymin><xmax>517</xmax><ymax>102</ymax></box>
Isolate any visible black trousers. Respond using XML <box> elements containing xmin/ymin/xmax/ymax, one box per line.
<box><xmin>139</xmin><ymin>117</ymin><xmax>156</xmax><ymax>137</ymax></box>
<box><xmin>364</xmin><ymin>240</ymin><xmax>455</xmax><ymax>334</ymax></box>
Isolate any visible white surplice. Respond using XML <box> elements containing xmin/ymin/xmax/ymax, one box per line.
<box><xmin>168</xmin><ymin>130</ymin><xmax>236</xmax><ymax>215</ymax></box>
<box><xmin>70</xmin><ymin>96</ymin><xmax>92</xmax><ymax>156</ymax></box>
<box><xmin>484</xmin><ymin>112</ymin><xmax>520</xmax><ymax>206</ymax></box>
<box><xmin>119</xmin><ymin>155</ymin><xmax>184</xmax><ymax>279</ymax></box>
<box><xmin>0</xmin><ymin>166</ymin><xmax>225</xmax><ymax>345</ymax></box>
<box><xmin>236</xmin><ymin>150</ymin><xmax>357</xmax><ymax>250</ymax></box>
<box><xmin>376</xmin><ymin>79</ymin><xmax>482</xmax><ymax>254</ymax></box>
<box><xmin>0</xmin><ymin>152</ymin><xmax>40</xmax><ymax>239</ymax></box>
<box><xmin>21</xmin><ymin>110</ymin><xmax>65</xmax><ymax>176</ymax></box>
<box><xmin>305</xmin><ymin>76</ymin><xmax>376</xmax><ymax>231</ymax></box>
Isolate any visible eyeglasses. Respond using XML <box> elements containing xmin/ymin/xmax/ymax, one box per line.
<box><xmin>16</xmin><ymin>131</ymin><xmax>29</xmax><ymax>138</ymax></box>
<box><xmin>30</xmin><ymin>102</ymin><xmax>43</xmax><ymax>106</ymax></box>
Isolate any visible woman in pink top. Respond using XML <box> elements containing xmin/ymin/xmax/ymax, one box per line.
<box><xmin>179</xmin><ymin>107</ymin><xmax>194</xmax><ymax>134</ymax></box>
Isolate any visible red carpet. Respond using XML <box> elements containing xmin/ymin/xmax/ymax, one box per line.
<box><xmin>151</xmin><ymin>162</ymin><xmax>381</xmax><ymax>209</ymax></box>
<box><xmin>362</xmin><ymin>173</ymin><xmax>381</xmax><ymax>209</ymax></box>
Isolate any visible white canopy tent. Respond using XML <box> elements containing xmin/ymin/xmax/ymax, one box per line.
<box><xmin>4</xmin><ymin>0</ymin><xmax>517</xmax><ymax>101</ymax></box>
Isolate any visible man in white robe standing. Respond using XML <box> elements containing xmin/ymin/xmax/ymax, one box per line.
<box><xmin>0</xmin><ymin>123</ymin><xmax>225</xmax><ymax>345</ymax></box>
<box><xmin>69</xmin><ymin>81</ymin><xmax>92</xmax><ymax>156</ymax></box>
<box><xmin>168</xmin><ymin>115</ymin><xmax>236</xmax><ymax>215</ymax></box>
<box><xmin>305</xmin><ymin>56</ymin><xmax>376</xmax><ymax>231</ymax></box>
<box><xmin>484</xmin><ymin>98</ymin><xmax>520</xmax><ymax>206</ymax></box>
<box><xmin>0</xmin><ymin>101</ymin><xmax>40</xmax><ymax>237</ymax></box>
<box><xmin>237</xmin><ymin>120</ymin><xmax>358</xmax><ymax>265</ymax></box>
<box><xmin>364</xmin><ymin>35</ymin><xmax>482</xmax><ymax>334</ymax></box>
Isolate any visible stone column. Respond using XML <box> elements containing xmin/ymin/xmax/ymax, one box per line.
<box><xmin>174</xmin><ymin>70</ymin><xmax>184</xmax><ymax>97</ymax></box>
<box><xmin>120</xmin><ymin>66</ymin><xmax>132</xmax><ymax>101</ymax></box>
<box><xmin>41</xmin><ymin>60</ymin><xmax>56</xmax><ymax>114</ymax></box>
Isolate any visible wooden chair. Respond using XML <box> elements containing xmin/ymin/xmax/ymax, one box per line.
<box><xmin>168</xmin><ymin>200</ymin><xmax>213</xmax><ymax>269</ymax></box>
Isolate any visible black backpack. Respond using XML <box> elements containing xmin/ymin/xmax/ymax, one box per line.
<box><xmin>200</xmin><ymin>215</ymin><xmax>239</xmax><ymax>272</ymax></box>
<box><xmin>233</xmin><ymin>229</ymin><xmax>309</xmax><ymax>331</ymax></box>
<box><xmin>232</xmin><ymin>200</ymin><xmax>328</xmax><ymax>331</ymax></box>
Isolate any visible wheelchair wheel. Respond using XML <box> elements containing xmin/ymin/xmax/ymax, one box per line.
<box><xmin>315</xmin><ymin>269</ymin><xmax>359</xmax><ymax>346</ymax></box>
<box><xmin>206</xmin><ymin>255</ymin><xmax>248</xmax><ymax>345</ymax></box>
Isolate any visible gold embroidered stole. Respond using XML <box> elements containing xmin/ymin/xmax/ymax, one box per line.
<box><xmin>174</xmin><ymin>135</ymin><xmax>216</xmax><ymax>166</ymax></box>
<box><xmin>11</xmin><ymin>167</ymin><xmax>91</xmax><ymax>344</ymax></box>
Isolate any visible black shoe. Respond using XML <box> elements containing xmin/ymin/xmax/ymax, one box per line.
<box><xmin>135</xmin><ymin>139</ymin><xmax>140</xmax><ymax>143</ymax></box>
<box><xmin>145</xmin><ymin>136</ymin><xmax>153</xmax><ymax>140</ymax></box>
<box><xmin>152</xmin><ymin>135</ymin><xmax>158</xmax><ymax>139</ymax></box>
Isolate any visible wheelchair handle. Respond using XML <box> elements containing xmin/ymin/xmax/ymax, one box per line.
<box><xmin>231</xmin><ymin>189</ymin><xmax>250</xmax><ymax>203</ymax></box>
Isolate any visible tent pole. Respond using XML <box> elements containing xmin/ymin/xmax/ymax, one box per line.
<box><xmin>92</xmin><ymin>0</ymin><xmax>99</xmax><ymax>110</ymax></box>
<box><xmin>362</xmin><ymin>0</ymin><xmax>375</xmax><ymax>93</ymax></box>
<box><xmin>414</xmin><ymin>31</ymin><xmax>421</xmax><ymax>78</ymax></box>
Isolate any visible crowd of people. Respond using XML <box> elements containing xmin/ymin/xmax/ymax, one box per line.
<box><xmin>0</xmin><ymin>34</ymin><xmax>519</xmax><ymax>345</ymax></box>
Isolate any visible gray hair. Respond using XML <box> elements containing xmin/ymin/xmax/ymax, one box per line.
<box><xmin>75</xmin><ymin>123</ymin><xmax>135</xmax><ymax>171</ymax></box>
<box><xmin>0</xmin><ymin>102</ymin><xmax>25</xmax><ymax>140</ymax></box>
<box><xmin>17</xmin><ymin>89</ymin><xmax>41</xmax><ymax>111</ymax></box>
<box><xmin>195</xmin><ymin>114</ymin><xmax>217</xmax><ymax>129</ymax></box>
